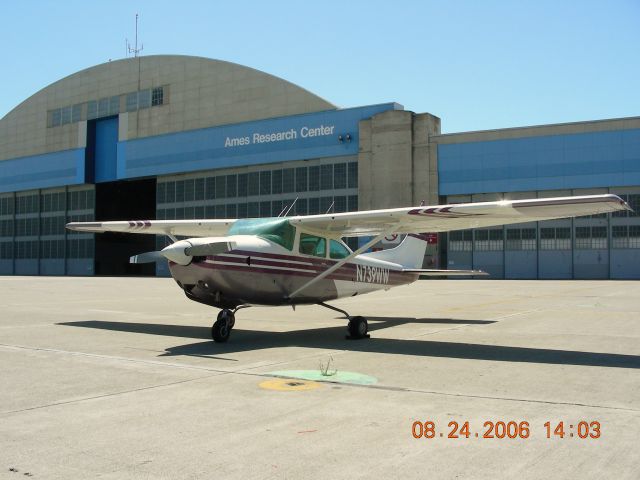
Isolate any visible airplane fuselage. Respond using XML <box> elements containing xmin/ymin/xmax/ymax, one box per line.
<box><xmin>168</xmin><ymin>236</ymin><xmax>418</xmax><ymax>309</ymax></box>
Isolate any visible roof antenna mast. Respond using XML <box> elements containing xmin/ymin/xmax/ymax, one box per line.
<box><xmin>126</xmin><ymin>13</ymin><xmax>144</xmax><ymax>57</ymax></box>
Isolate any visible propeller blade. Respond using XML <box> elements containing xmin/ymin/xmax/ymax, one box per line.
<box><xmin>129</xmin><ymin>251</ymin><xmax>166</xmax><ymax>264</ymax></box>
<box><xmin>184</xmin><ymin>241</ymin><xmax>233</xmax><ymax>257</ymax></box>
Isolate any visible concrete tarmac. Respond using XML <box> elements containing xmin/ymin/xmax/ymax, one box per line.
<box><xmin>1</xmin><ymin>277</ymin><xmax>639</xmax><ymax>479</ymax></box>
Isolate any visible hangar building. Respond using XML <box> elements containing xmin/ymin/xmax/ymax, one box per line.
<box><xmin>1</xmin><ymin>55</ymin><xmax>639</xmax><ymax>278</ymax></box>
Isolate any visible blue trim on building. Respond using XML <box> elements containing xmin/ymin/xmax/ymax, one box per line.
<box><xmin>118</xmin><ymin>103</ymin><xmax>399</xmax><ymax>179</ymax></box>
<box><xmin>438</xmin><ymin>128</ymin><xmax>640</xmax><ymax>195</ymax></box>
<box><xmin>0</xmin><ymin>148</ymin><xmax>85</xmax><ymax>193</ymax></box>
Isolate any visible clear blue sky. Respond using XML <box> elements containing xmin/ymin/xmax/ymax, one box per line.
<box><xmin>1</xmin><ymin>0</ymin><xmax>638</xmax><ymax>133</ymax></box>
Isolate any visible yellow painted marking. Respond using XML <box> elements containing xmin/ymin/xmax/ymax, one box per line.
<box><xmin>259</xmin><ymin>378</ymin><xmax>322</xmax><ymax>391</ymax></box>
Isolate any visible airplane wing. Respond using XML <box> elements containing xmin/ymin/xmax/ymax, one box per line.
<box><xmin>288</xmin><ymin>194</ymin><xmax>630</xmax><ymax>236</ymax></box>
<box><xmin>65</xmin><ymin>219</ymin><xmax>236</xmax><ymax>237</ymax></box>
<box><xmin>66</xmin><ymin>194</ymin><xmax>630</xmax><ymax>238</ymax></box>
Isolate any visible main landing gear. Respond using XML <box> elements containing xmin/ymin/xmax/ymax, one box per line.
<box><xmin>318</xmin><ymin>302</ymin><xmax>370</xmax><ymax>340</ymax></box>
<box><xmin>211</xmin><ymin>305</ymin><xmax>249</xmax><ymax>342</ymax></box>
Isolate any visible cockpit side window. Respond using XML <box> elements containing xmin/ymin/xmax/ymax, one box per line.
<box><xmin>299</xmin><ymin>233</ymin><xmax>326</xmax><ymax>258</ymax></box>
<box><xmin>329</xmin><ymin>239</ymin><xmax>351</xmax><ymax>259</ymax></box>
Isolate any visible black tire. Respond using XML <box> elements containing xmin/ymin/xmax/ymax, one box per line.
<box><xmin>217</xmin><ymin>309</ymin><xmax>235</xmax><ymax>329</ymax></box>
<box><xmin>348</xmin><ymin>316</ymin><xmax>368</xmax><ymax>339</ymax></box>
<box><xmin>212</xmin><ymin>317</ymin><xmax>232</xmax><ymax>343</ymax></box>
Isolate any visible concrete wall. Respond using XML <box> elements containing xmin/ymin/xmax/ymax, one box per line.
<box><xmin>0</xmin><ymin>55</ymin><xmax>336</xmax><ymax>162</ymax></box>
<box><xmin>358</xmin><ymin>110</ymin><xmax>440</xmax><ymax>210</ymax></box>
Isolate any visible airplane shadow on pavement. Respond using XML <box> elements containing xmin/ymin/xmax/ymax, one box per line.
<box><xmin>57</xmin><ymin>317</ymin><xmax>640</xmax><ymax>370</ymax></box>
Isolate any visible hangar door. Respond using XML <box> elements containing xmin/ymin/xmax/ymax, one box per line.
<box><xmin>87</xmin><ymin>117</ymin><xmax>157</xmax><ymax>275</ymax></box>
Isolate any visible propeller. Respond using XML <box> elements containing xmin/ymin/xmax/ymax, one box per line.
<box><xmin>130</xmin><ymin>251</ymin><xmax>166</xmax><ymax>264</ymax></box>
<box><xmin>129</xmin><ymin>238</ymin><xmax>234</xmax><ymax>265</ymax></box>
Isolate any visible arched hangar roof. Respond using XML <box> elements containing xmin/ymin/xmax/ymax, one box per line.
<box><xmin>0</xmin><ymin>55</ymin><xmax>336</xmax><ymax>161</ymax></box>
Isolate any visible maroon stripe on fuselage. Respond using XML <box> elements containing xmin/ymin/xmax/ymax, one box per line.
<box><xmin>211</xmin><ymin>250</ymin><xmax>408</xmax><ymax>280</ymax></box>
<box><xmin>190</xmin><ymin>260</ymin><xmax>412</xmax><ymax>285</ymax></box>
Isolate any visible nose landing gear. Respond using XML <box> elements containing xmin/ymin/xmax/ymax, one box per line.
<box><xmin>211</xmin><ymin>305</ymin><xmax>250</xmax><ymax>342</ymax></box>
<box><xmin>211</xmin><ymin>309</ymin><xmax>234</xmax><ymax>342</ymax></box>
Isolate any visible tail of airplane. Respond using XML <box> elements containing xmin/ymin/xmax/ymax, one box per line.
<box><xmin>361</xmin><ymin>234</ymin><xmax>429</xmax><ymax>269</ymax></box>
<box><xmin>361</xmin><ymin>234</ymin><xmax>488</xmax><ymax>276</ymax></box>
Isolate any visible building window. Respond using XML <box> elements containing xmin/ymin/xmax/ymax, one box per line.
<box><xmin>72</xmin><ymin>104</ymin><xmax>83</xmax><ymax>122</ymax></box>
<box><xmin>296</xmin><ymin>198</ymin><xmax>308</xmax><ymax>215</ymax></box>
<box><xmin>109</xmin><ymin>96</ymin><xmax>120</xmax><ymax>116</ymax></box>
<box><xmin>0</xmin><ymin>242</ymin><xmax>13</xmax><ymax>259</ymax></box>
<box><xmin>348</xmin><ymin>195</ymin><xmax>358</xmax><ymax>212</ymax></box>
<box><xmin>506</xmin><ymin>228</ymin><xmax>536</xmax><ymax>250</ymax></box>
<box><xmin>540</xmin><ymin>227</ymin><xmax>571</xmax><ymax>250</ymax></box>
<box><xmin>271</xmin><ymin>170</ymin><xmax>282</xmax><ymax>194</ymax></box>
<box><xmin>215</xmin><ymin>176</ymin><xmax>226</xmax><ymax>198</ymax></box>
<box><xmin>152</xmin><ymin>87</ymin><xmax>164</xmax><ymax>106</ymax></box>
<box><xmin>126</xmin><ymin>92</ymin><xmax>138</xmax><ymax>112</ymax></box>
<box><xmin>575</xmin><ymin>226</ymin><xmax>608</xmax><ymax>250</ymax></box>
<box><xmin>348</xmin><ymin>163</ymin><xmax>358</xmax><ymax>189</ymax></box>
<box><xmin>0</xmin><ymin>219</ymin><xmax>14</xmax><ymax>237</ymax></box>
<box><xmin>474</xmin><ymin>229</ymin><xmax>503</xmax><ymax>251</ymax></box>
<box><xmin>182</xmin><ymin>179</ymin><xmax>193</xmax><ymax>202</ymax></box>
<box><xmin>51</xmin><ymin>109</ymin><xmax>62</xmax><ymax>127</ymax></box>
<box><xmin>296</xmin><ymin>167</ymin><xmax>307</xmax><ymax>192</ymax></box>
<box><xmin>450</xmin><ymin>230</ymin><xmax>472</xmax><ymax>251</ymax></box>
<box><xmin>334</xmin><ymin>195</ymin><xmax>347</xmax><ymax>213</ymax></box>
<box><xmin>237</xmin><ymin>174</ymin><xmax>247</xmax><ymax>197</ymax></box>
<box><xmin>248</xmin><ymin>202</ymin><xmax>259</xmax><ymax>217</ymax></box>
<box><xmin>260</xmin><ymin>171</ymin><xmax>271</xmax><ymax>195</ymax></box>
<box><xmin>334</xmin><ymin>163</ymin><xmax>346</xmax><ymax>189</ymax></box>
<box><xmin>194</xmin><ymin>178</ymin><xmax>205</xmax><ymax>201</ymax></box>
<box><xmin>87</xmin><ymin>101</ymin><xmax>97</xmax><ymax>120</ymax></box>
<box><xmin>271</xmin><ymin>200</ymin><xmax>283</xmax><ymax>217</ymax></box>
<box><xmin>237</xmin><ymin>203</ymin><xmax>248</xmax><ymax>218</ymax></box>
<box><xmin>308</xmin><ymin>166</ymin><xmax>320</xmax><ymax>191</ymax></box>
<box><xmin>320</xmin><ymin>164</ymin><xmax>333</xmax><ymax>190</ymax></box>
<box><xmin>174</xmin><ymin>180</ymin><xmax>185</xmax><ymax>202</ymax></box>
<box><xmin>226</xmin><ymin>204</ymin><xmax>237</xmax><ymax>218</ymax></box>
<box><xmin>226</xmin><ymin>175</ymin><xmax>237</xmax><ymax>198</ymax></box>
<box><xmin>612</xmin><ymin>226</ymin><xmax>628</xmax><ymax>248</ymax></box>
<box><xmin>612</xmin><ymin>225</ymin><xmax>640</xmax><ymax>249</ymax></box>
<box><xmin>282</xmin><ymin>169</ymin><xmax>294</xmax><ymax>193</ymax></box>
<box><xmin>138</xmin><ymin>89</ymin><xmax>151</xmax><ymax>109</ymax></box>
<box><xmin>97</xmin><ymin>97</ymin><xmax>109</xmax><ymax>117</ymax></box>
<box><xmin>247</xmin><ymin>172</ymin><xmax>259</xmax><ymax>196</ymax></box>
<box><xmin>308</xmin><ymin>198</ymin><xmax>320</xmax><ymax>215</ymax></box>
<box><xmin>60</xmin><ymin>106</ymin><xmax>72</xmax><ymax>125</ymax></box>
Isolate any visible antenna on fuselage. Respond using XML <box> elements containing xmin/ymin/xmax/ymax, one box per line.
<box><xmin>282</xmin><ymin>197</ymin><xmax>299</xmax><ymax>217</ymax></box>
<box><xmin>324</xmin><ymin>201</ymin><xmax>335</xmax><ymax>214</ymax></box>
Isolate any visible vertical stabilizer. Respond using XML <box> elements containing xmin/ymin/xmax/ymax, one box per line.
<box><xmin>360</xmin><ymin>234</ymin><xmax>429</xmax><ymax>269</ymax></box>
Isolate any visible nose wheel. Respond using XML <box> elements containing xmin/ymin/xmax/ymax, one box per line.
<box><xmin>211</xmin><ymin>309</ymin><xmax>235</xmax><ymax>343</ymax></box>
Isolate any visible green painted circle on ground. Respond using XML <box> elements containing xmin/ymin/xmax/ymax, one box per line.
<box><xmin>267</xmin><ymin>370</ymin><xmax>377</xmax><ymax>385</ymax></box>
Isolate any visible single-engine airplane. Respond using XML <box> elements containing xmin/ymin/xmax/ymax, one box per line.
<box><xmin>67</xmin><ymin>194</ymin><xmax>630</xmax><ymax>342</ymax></box>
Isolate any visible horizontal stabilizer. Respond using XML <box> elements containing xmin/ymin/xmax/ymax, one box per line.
<box><xmin>402</xmin><ymin>268</ymin><xmax>488</xmax><ymax>276</ymax></box>
<box><xmin>130</xmin><ymin>251</ymin><xmax>165</xmax><ymax>264</ymax></box>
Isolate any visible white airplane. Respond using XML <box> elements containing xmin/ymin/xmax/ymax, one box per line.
<box><xmin>67</xmin><ymin>194</ymin><xmax>630</xmax><ymax>342</ymax></box>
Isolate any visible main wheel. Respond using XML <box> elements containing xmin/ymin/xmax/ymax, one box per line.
<box><xmin>212</xmin><ymin>310</ymin><xmax>234</xmax><ymax>343</ymax></box>
<box><xmin>348</xmin><ymin>316</ymin><xmax>368</xmax><ymax>339</ymax></box>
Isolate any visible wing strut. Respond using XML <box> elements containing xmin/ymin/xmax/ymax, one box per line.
<box><xmin>286</xmin><ymin>228</ymin><xmax>396</xmax><ymax>300</ymax></box>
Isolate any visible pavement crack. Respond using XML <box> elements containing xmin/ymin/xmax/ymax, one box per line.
<box><xmin>0</xmin><ymin>374</ymin><xmax>218</xmax><ymax>416</ymax></box>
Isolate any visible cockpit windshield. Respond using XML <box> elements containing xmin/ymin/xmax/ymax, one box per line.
<box><xmin>228</xmin><ymin>218</ymin><xmax>295</xmax><ymax>250</ymax></box>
